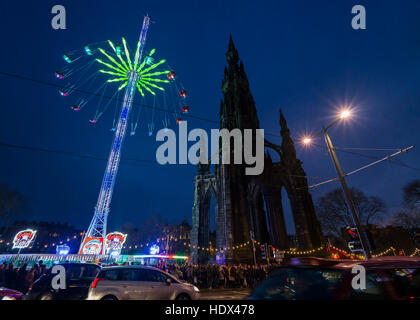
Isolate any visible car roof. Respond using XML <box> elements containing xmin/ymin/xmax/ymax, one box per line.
<box><xmin>280</xmin><ymin>257</ymin><xmax>350</xmax><ymax>267</ymax></box>
<box><xmin>59</xmin><ymin>262</ymin><xmax>100</xmax><ymax>267</ymax></box>
<box><xmin>101</xmin><ymin>265</ymin><xmax>163</xmax><ymax>272</ymax></box>
<box><xmin>279</xmin><ymin>256</ymin><xmax>420</xmax><ymax>270</ymax></box>
<box><xmin>100</xmin><ymin>265</ymin><xmax>181</xmax><ymax>282</ymax></box>
<box><xmin>335</xmin><ymin>256</ymin><xmax>420</xmax><ymax>269</ymax></box>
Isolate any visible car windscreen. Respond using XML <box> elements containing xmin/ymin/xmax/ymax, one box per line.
<box><xmin>250</xmin><ymin>267</ymin><xmax>345</xmax><ymax>300</ymax></box>
<box><xmin>387</xmin><ymin>267</ymin><xmax>420</xmax><ymax>299</ymax></box>
<box><xmin>66</xmin><ymin>265</ymin><xmax>100</xmax><ymax>280</ymax></box>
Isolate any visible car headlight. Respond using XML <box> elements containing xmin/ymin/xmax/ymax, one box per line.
<box><xmin>193</xmin><ymin>286</ymin><xmax>200</xmax><ymax>293</ymax></box>
<box><xmin>2</xmin><ymin>296</ymin><xmax>16</xmax><ymax>300</ymax></box>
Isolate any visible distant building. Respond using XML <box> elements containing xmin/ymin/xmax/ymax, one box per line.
<box><xmin>288</xmin><ymin>235</ymin><xmax>299</xmax><ymax>250</ymax></box>
<box><xmin>161</xmin><ymin>218</ymin><xmax>191</xmax><ymax>255</ymax></box>
<box><xmin>368</xmin><ymin>225</ymin><xmax>419</xmax><ymax>254</ymax></box>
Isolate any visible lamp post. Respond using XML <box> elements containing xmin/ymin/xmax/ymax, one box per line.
<box><xmin>303</xmin><ymin>109</ymin><xmax>371</xmax><ymax>260</ymax></box>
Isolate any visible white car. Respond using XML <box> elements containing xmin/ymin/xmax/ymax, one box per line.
<box><xmin>87</xmin><ymin>265</ymin><xmax>200</xmax><ymax>300</ymax></box>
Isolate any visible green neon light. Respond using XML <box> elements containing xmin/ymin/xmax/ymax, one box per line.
<box><xmin>96</xmin><ymin>59</ymin><xmax>125</xmax><ymax>74</ymax></box>
<box><xmin>136</xmin><ymin>60</ymin><xmax>146</xmax><ymax>73</ymax></box>
<box><xmin>136</xmin><ymin>83</ymin><xmax>145</xmax><ymax>97</ymax></box>
<box><xmin>142</xmin><ymin>70</ymin><xmax>170</xmax><ymax>77</ymax></box>
<box><xmin>140</xmin><ymin>79</ymin><xmax>165</xmax><ymax>91</ymax></box>
<box><xmin>108</xmin><ymin>40</ymin><xmax>129</xmax><ymax>71</ymax></box>
<box><xmin>107</xmin><ymin>40</ymin><xmax>116</xmax><ymax>52</ymax></box>
<box><xmin>107</xmin><ymin>77</ymin><xmax>128</xmax><ymax>83</ymax></box>
<box><xmin>122</xmin><ymin>38</ymin><xmax>132</xmax><ymax>70</ymax></box>
<box><xmin>140</xmin><ymin>59</ymin><xmax>166</xmax><ymax>74</ymax></box>
<box><xmin>99</xmin><ymin>70</ymin><xmax>126</xmax><ymax>77</ymax></box>
<box><xmin>139</xmin><ymin>81</ymin><xmax>155</xmax><ymax>95</ymax></box>
<box><xmin>140</xmin><ymin>77</ymin><xmax>170</xmax><ymax>83</ymax></box>
<box><xmin>118</xmin><ymin>81</ymin><xmax>128</xmax><ymax>91</ymax></box>
<box><xmin>133</xmin><ymin>40</ymin><xmax>141</xmax><ymax>70</ymax></box>
<box><xmin>98</xmin><ymin>48</ymin><xmax>127</xmax><ymax>72</ymax></box>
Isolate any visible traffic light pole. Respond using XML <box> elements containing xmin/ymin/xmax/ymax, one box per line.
<box><xmin>250</xmin><ymin>231</ymin><xmax>257</xmax><ymax>265</ymax></box>
<box><xmin>323</xmin><ymin>128</ymin><xmax>371</xmax><ymax>260</ymax></box>
<box><xmin>265</xmin><ymin>243</ymin><xmax>270</xmax><ymax>267</ymax></box>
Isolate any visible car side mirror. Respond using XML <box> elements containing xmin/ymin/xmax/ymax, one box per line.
<box><xmin>166</xmin><ymin>278</ymin><xmax>171</xmax><ymax>286</ymax></box>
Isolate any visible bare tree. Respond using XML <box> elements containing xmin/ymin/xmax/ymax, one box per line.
<box><xmin>402</xmin><ymin>180</ymin><xmax>420</xmax><ymax>208</ymax></box>
<box><xmin>392</xmin><ymin>180</ymin><xmax>420</xmax><ymax>230</ymax></box>
<box><xmin>316</xmin><ymin>187</ymin><xmax>386</xmax><ymax>240</ymax></box>
<box><xmin>137</xmin><ymin>214</ymin><xmax>168</xmax><ymax>243</ymax></box>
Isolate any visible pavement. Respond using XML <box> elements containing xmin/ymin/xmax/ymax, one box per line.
<box><xmin>199</xmin><ymin>288</ymin><xmax>252</xmax><ymax>300</ymax></box>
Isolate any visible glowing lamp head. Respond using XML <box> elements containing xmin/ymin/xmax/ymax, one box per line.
<box><xmin>302</xmin><ymin>137</ymin><xmax>312</xmax><ymax>145</ymax></box>
<box><xmin>339</xmin><ymin>109</ymin><xmax>351</xmax><ymax>119</ymax></box>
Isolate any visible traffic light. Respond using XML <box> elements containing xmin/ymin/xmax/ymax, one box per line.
<box><xmin>269</xmin><ymin>245</ymin><xmax>275</xmax><ymax>258</ymax></box>
<box><xmin>347</xmin><ymin>226</ymin><xmax>358</xmax><ymax>239</ymax></box>
<box><xmin>260</xmin><ymin>244</ymin><xmax>267</xmax><ymax>259</ymax></box>
<box><xmin>345</xmin><ymin>226</ymin><xmax>363</xmax><ymax>252</ymax></box>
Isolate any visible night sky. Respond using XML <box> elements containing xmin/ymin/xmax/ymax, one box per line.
<box><xmin>0</xmin><ymin>0</ymin><xmax>419</xmax><ymax>234</ymax></box>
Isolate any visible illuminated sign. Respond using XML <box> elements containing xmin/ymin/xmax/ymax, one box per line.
<box><xmin>79</xmin><ymin>237</ymin><xmax>103</xmax><ymax>255</ymax></box>
<box><xmin>150</xmin><ymin>244</ymin><xmax>160</xmax><ymax>255</ymax></box>
<box><xmin>105</xmin><ymin>232</ymin><xmax>127</xmax><ymax>252</ymax></box>
<box><xmin>12</xmin><ymin>229</ymin><xmax>37</xmax><ymax>249</ymax></box>
<box><xmin>56</xmin><ymin>244</ymin><xmax>70</xmax><ymax>255</ymax></box>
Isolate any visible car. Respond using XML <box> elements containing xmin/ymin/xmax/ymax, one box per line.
<box><xmin>0</xmin><ymin>287</ymin><xmax>24</xmax><ymax>300</ymax></box>
<box><xmin>87</xmin><ymin>265</ymin><xmax>200</xmax><ymax>300</ymax></box>
<box><xmin>25</xmin><ymin>262</ymin><xmax>100</xmax><ymax>300</ymax></box>
<box><xmin>249</xmin><ymin>256</ymin><xmax>420</xmax><ymax>300</ymax></box>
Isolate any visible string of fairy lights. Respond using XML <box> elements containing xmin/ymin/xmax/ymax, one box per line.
<box><xmin>2</xmin><ymin>235</ymin><xmax>419</xmax><ymax>258</ymax></box>
<box><xmin>371</xmin><ymin>246</ymin><xmax>397</xmax><ymax>258</ymax></box>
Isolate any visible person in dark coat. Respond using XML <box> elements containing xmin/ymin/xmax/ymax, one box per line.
<box><xmin>5</xmin><ymin>263</ymin><xmax>17</xmax><ymax>289</ymax></box>
<box><xmin>16</xmin><ymin>263</ymin><xmax>28</xmax><ymax>293</ymax></box>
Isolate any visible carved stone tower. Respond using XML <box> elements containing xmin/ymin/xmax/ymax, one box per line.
<box><xmin>191</xmin><ymin>37</ymin><xmax>323</xmax><ymax>264</ymax></box>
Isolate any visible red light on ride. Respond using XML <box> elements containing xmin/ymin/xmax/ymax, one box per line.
<box><xmin>167</xmin><ymin>71</ymin><xmax>176</xmax><ymax>80</ymax></box>
<box><xmin>176</xmin><ymin>118</ymin><xmax>183</xmax><ymax>124</ymax></box>
<box><xmin>181</xmin><ymin>106</ymin><xmax>189</xmax><ymax>113</ymax></box>
<box><xmin>179</xmin><ymin>90</ymin><xmax>187</xmax><ymax>98</ymax></box>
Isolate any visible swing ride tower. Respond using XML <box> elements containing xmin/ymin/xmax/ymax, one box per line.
<box><xmin>79</xmin><ymin>15</ymin><xmax>151</xmax><ymax>254</ymax></box>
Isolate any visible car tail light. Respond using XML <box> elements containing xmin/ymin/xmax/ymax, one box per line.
<box><xmin>91</xmin><ymin>278</ymin><xmax>104</xmax><ymax>288</ymax></box>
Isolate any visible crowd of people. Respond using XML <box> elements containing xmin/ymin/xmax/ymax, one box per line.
<box><xmin>0</xmin><ymin>259</ymin><xmax>278</xmax><ymax>293</ymax></box>
<box><xmin>157</xmin><ymin>262</ymin><xmax>279</xmax><ymax>289</ymax></box>
<box><xmin>0</xmin><ymin>260</ymin><xmax>47</xmax><ymax>294</ymax></box>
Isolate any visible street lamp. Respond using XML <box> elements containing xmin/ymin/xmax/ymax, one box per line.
<box><xmin>339</xmin><ymin>109</ymin><xmax>351</xmax><ymax>119</ymax></box>
<box><xmin>302</xmin><ymin>108</ymin><xmax>371</xmax><ymax>260</ymax></box>
<box><xmin>303</xmin><ymin>137</ymin><xmax>312</xmax><ymax>145</ymax></box>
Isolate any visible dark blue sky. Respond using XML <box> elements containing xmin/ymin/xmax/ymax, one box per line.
<box><xmin>0</xmin><ymin>0</ymin><xmax>419</xmax><ymax>233</ymax></box>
